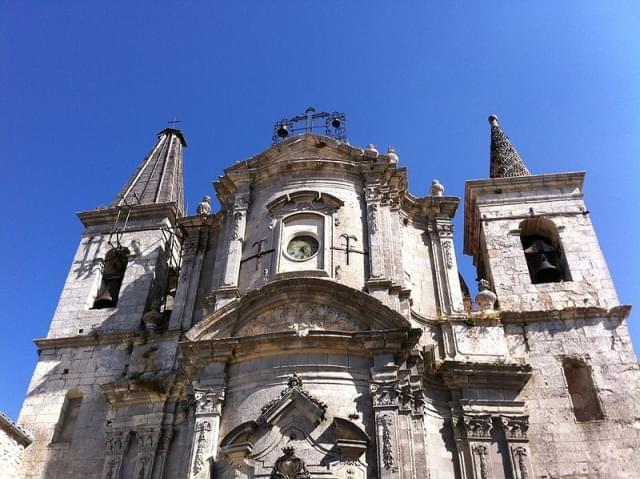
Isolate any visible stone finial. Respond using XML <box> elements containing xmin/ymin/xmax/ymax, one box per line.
<box><xmin>489</xmin><ymin>114</ymin><xmax>530</xmax><ymax>179</ymax></box>
<box><xmin>475</xmin><ymin>278</ymin><xmax>497</xmax><ymax>312</ymax></box>
<box><xmin>142</xmin><ymin>300</ymin><xmax>163</xmax><ymax>333</ymax></box>
<box><xmin>364</xmin><ymin>144</ymin><xmax>379</xmax><ymax>159</ymax></box>
<box><xmin>197</xmin><ymin>195</ymin><xmax>212</xmax><ymax>215</ymax></box>
<box><xmin>431</xmin><ymin>179</ymin><xmax>444</xmax><ymax>197</ymax></box>
<box><xmin>387</xmin><ymin>146</ymin><xmax>399</xmax><ymax>164</ymax></box>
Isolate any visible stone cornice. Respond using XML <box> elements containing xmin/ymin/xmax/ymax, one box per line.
<box><xmin>440</xmin><ymin>360</ymin><xmax>532</xmax><ymax>391</ymax></box>
<box><xmin>499</xmin><ymin>304</ymin><xmax>631</xmax><ymax>323</ymax></box>
<box><xmin>34</xmin><ymin>330</ymin><xmax>181</xmax><ymax>350</ymax></box>
<box><xmin>181</xmin><ymin>329</ymin><xmax>421</xmax><ymax>369</ymax></box>
<box><xmin>77</xmin><ymin>202</ymin><xmax>180</xmax><ymax>227</ymax></box>
<box><xmin>464</xmin><ymin>171</ymin><xmax>586</xmax><ymax>257</ymax></box>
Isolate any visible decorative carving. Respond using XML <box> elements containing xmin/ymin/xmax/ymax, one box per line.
<box><xmin>456</xmin><ymin>416</ymin><xmax>492</xmax><ymax>439</ymax></box>
<box><xmin>234</xmin><ymin>197</ymin><xmax>250</xmax><ymax>210</ymax></box>
<box><xmin>514</xmin><ymin>447</ymin><xmax>529</xmax><ymax>479</ymax></box>
<box><xmin>430</xmin><ymin>179</ymin><xmax>444</xmax><ymax>197</ymax></box>
<box><xmin>500</xmin><ymin>416</ymin><xmax>529</xmax><ymax>440</ymax></box>
<box><xmin>195</xmin><ymin>387</ymin><xmax>225</xmax><ymax>415</ymax></box>
<box><xmin>197</xmin><ymin>195</ymin><xmax>212</xmax><ymax>215</ymax></box>
<box><xmin>474</xmin><ymin>444</ymin><xmax>490</xmax><ymax>479</ymax></box>
<box><xmin>365</xmin><ymin>184</ymin><xmax>380</xmax><ymax>203</ymax></box>
<box><xmin>104</xmin><ymin>458</ymin><xmax>119</xmax><ymax>479</ymax></box>
<box><xmin>136</xmin><ymin>456</ymin><xmax>149</xmax><ymax>479</ymax></box>
<box><xmin>270</xmin><ymin>446</ymin><xmax>311</xmax><ymax>479</ymax></box>
<box><xmin>238</xmin><ymin>302</ymin><xmax>360</xmax><ymax>336</ymax></box>
<box><xmin>266</xmin><ymin>190</ymin><xmax>343</xmax><ymax>217</ymax></box>
<box><xmin>105</xmin><ymin>430</ymin><xmax>128</xmax><ymax>455</ymax></box>
<box><xmin>377</xmin><ymin>414</ymin><xmax>395</xmax><ymax>470</ymax></box>
<box><xmin>369</xmin><ymin>383</ymin><xmax>399</xmax><ymax>407</ymax></box>
<box><xmin>260</xmin><ymin>374</ymin><xmax>327</xmax><ymax>419</ymax></box>
<box><xmin>367</xmin><ymin>204</ymin><xmax>378</xmax><ymax>234</ymax></box>
<box><xmin>193</xmin><ymin>421</ymin><xmax>212</xmax><ymax>475</ymax></box>
<box><xmin>442</xmin><ymin>241</ymin><xmax>453</xmax><ymax>269</ymax></box>
<box><xmin>232</xmin><ymin>211</ymin><xmax>244</xmax><ymax>240</ymax></box>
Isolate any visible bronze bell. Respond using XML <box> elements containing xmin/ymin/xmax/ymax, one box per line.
<box><xmin>93</xmin><ymin>289</ymin><xmax>116</xmax><ymax>309</ymax></box>
<box><xmin>331</xmin><ymin>117</ymin><xmax>342</xmax><ymax>129</ymax></box>
<box><xmin>277</xmin><ymin>124</ymin><xmax>289</xmax><ymax>138</ymax></box>
<box><xmin>523</xmin><ymin>236</ymin><xmax>562</xmax><ymax>283</ymax></box>
<box><xmin>529</xmin><ymin>252</ymin><xmax>562</xmax><ymax>283</ymax></box>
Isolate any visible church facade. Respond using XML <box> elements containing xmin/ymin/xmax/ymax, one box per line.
<box><xmin>15</xmin><ymin>111</ymin><xmax>640</xmax><ymax>478</ymax></box>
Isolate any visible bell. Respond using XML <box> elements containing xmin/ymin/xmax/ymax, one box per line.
<box><xmin>93</xmin><ymin>289</ymin><xmax>116</xmax><ymax>309</ymax></box>
<box><xmin>529</xmin><ymin>253</ymin><xmax>562</xmax><ymax>283</ymax></box>
<box><xmin>331</xmin><ymin>117</ymin><xmax>342</xmax><ymax>129</ymax></box>
<box><xmin>277</xmin><ymin>124</ymin><xmax>289</xmax><ymax>138</ymax></box>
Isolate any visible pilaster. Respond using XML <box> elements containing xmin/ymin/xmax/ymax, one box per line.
<box><xmin>187</xmin><ymin>387</ymin><xmax>226</xmax><ymax>479</ymax></box>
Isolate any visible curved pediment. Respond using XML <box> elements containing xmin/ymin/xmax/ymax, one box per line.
<box><xmin>185</xmin><ymin>278</ymin><xmax>411</xmax><ymax>341</ymax></box>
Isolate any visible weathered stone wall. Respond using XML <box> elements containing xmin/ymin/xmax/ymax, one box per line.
<box><xmin>472</xmin><ymin>179</ymin><xmax>618</xmax><ymax>312</ymax></box>
<box><xmin>47</xmin><ymin>223</ymin><xmax>172</xmax><ymax>338</ymax></box>
<box><xmin>17</xmin><ymin>342</ymin><xmax>129</xmax><ymax>478</ymax></box>
<box><xmin>506</xmin><ymin>314</ymin><xmax>640</xmax><ymax>478</ymax></box>
<box><xmin>0</xmin><ymin>414</ymin><xmax>31</xmax><ymax>479</ymax></box>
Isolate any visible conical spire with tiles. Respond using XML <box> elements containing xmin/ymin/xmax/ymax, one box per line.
<box><xmin>111</xmin><ymin>128</ymin><xmax>186</xmax><ymax>215</ymax></box>
<box><xmin>489</xmin><ymin>115</ymin><xmax>530</xmax><ymax>178</ymax></box>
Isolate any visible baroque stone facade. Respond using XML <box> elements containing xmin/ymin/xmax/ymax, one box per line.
<box><xmin>14</xmin><ymin>115</ymin><xmax>640</xmax><ymax>478</ymax></box>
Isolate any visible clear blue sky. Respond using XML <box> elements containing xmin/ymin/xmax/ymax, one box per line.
<box><xmin>1</xmin><ymin>2</ymin><xmax>639</xmax><ymax>420</ymax></box>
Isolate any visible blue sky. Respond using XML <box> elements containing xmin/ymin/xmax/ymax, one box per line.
<box><xmin>1</xmin><ymin>2</ymin><xmax>639</xmax><ymax>419</ymax></box>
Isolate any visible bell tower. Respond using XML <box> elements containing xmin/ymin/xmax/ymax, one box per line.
<box><xmin>464</xmin><ymin>115</ymin><xmax>619</xmax><ymax>312</ymax></box>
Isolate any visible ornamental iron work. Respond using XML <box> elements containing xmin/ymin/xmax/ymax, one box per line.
<box><xmin>272</xmin><ymin>107</ymin><xmax>347</xmax><ymax>144</ymax></box>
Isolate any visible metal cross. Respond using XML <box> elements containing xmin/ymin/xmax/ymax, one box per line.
<box><xmin>252</xmin><ymin>239</ymin><xmax>267</xmax><ymax>271</ymax></box>
<box><xmin>168</xmin><ymin>117</ymin><xmax>182</xmax><ymax>129</ymax></box>
<box><xmin>339</xmin><ymin>234</ymin><xmax>358</xmax><ymax>265</ymax></box>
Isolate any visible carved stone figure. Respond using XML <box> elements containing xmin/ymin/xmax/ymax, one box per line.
<box><xmin>270</xmin><ymin>447</ymin><xmax>311</xmax><ymax>479</ymax></box>
<box><xmin>197</xmin><ymin>195</ymin><xmax>212</xmax><ymax>215</ymax></box>
<box><xmin>431</xmin><ymin>179</ymin><xmax>444</xmax><ymax>197</ymax></box>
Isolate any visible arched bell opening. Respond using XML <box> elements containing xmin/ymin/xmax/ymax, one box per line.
<box><xmin>519</xmin><ymin>218</ymin><xmax>570</xmax><ymax>284</ymax></box>
<box><xmin>92</xmin><ymin>247</ymin><xmax>129</xmax><ymax>309</ymax></box>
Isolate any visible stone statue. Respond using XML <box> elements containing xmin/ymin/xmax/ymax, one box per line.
<box><xmin>431</xmin><ymin>179</ymin><xmax>444</xmax><ymax>197</ymax></box>
<box><xmin>197</xmin><ymin>195</ymin><xmax>212</xmax><ymax>216</ymax></box>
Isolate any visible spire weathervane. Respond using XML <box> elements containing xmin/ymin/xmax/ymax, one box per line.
<box><xmin>272</xmin><ymin>107</ymin><xmax>347</xmax><ymax>144</ymax></box>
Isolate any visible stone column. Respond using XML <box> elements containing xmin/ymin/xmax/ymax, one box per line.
<box><xmin>151</xmin><ymin>426</ymin><xmax>174</xmax><ymax>479</ymax></box>
<box><xmin>370</xmin><ymin>382</ymin><xmax>401</xmax><ymax>479</ymax></box>
<box><xmin>187</xmin><ymin>387</ymin><xmax>226</xmax><ymax>479</ymax></box>
<box><xmin>499</xmin><ymin>416</ymin><xmax>532</xmax><ymax>479</ymax></box>
<box><xmin>365</xmin><ymin>181</ymin><xmax>385</xmax><ymax>281</ymax></box>
<box><xmin>134</xmin><ymin>427</ymin><xmax>162</xmax><ymax>479</ymax></box>
<box><xmin>433</xmin><ymin>218</ymin><xmax>464</xmax><ymax>316</ymax></box>
<box><xmin>213</xmin><ymin>191</ymin><xmax>250</xmax><ymax>310</ymax></box>
<box><xmin>102</xmin><ymin>430</ymin><xmax>128</xmax><ymax>479</ymax></box>
<box><xmin>170</xmin><ymin>226</ymin><xmax>209</xmax><ymax>330</ymax></box>
<box><xmin>452</xmin><ymin>415</ymin><xmax>493</xmax><ymax>479</ymax></box>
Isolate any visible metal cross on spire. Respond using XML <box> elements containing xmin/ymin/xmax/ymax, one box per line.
<box><xmin>168</xmin><ymin>117</ymin><xmax>182</xmax><ymax>129</ymax></box>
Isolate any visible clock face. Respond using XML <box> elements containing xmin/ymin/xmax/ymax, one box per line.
<box><xmin>286</xmin><ymin>235</ymin><xmax>319</xmax><ymax>260</ymax></box>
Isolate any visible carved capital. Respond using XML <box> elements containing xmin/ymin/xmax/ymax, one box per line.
<box><xmin>453</xmin><ymin>415</ymin><xmax>493</xmax><ymax>439</ymax></box>
<box><xmin>500</xmin><ymin>416</ymin><xmax>529</xmax><ymax>441</ymax></box>
<box><xmin>369</xmin><ymin>382</ymin><xmax>399</xmax><ymax>408</ymax></box>
<box><xmin>194</xmin><ymin>387</ymin><xmax>226</xmax><ymax>416</ymax></box>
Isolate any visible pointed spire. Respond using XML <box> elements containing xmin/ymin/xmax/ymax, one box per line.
<box><xmin>489</xmin><ymin>115</ymin><xmax>530</xmax><ymax>178</ymax></box>
<box><xmin>112</xmin><ymin>128</ymin><xmax>186</xmax><ymax>215</ymax></box>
